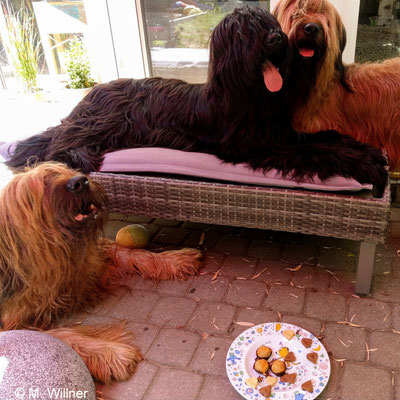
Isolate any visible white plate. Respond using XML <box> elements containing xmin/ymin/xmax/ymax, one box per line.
<box><xmin>226</xmin><ymin>322</ymin><xmax>331</xmax><ymax>399</ymax></box>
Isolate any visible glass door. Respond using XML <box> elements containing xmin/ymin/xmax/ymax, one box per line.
<box><xmin>139</xmin><ymin>0</ymin><xmax>270</xmax><ymax>83</ymax></box>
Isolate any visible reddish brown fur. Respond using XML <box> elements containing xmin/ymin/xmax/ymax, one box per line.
<box><xmin>0</xmin><ymin>162</ymin><xmax>201</xmax><ymax>384</ymax></box>
<box><xmin>273</xmin><ymin>0</ymin><xmax>400</xmax><ymax>171</ymax></box>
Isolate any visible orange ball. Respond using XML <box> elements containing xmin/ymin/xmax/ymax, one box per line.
<box><xmin>115</xmin><ymin>224</ymin><xmax>149</xmax><ymax>249</ymax></box>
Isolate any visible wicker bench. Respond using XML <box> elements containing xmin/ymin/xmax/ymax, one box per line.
<box><xmin>90</xmin><ymin>171</ymin><xmax>391</xmax><ymax>295</ymax></box>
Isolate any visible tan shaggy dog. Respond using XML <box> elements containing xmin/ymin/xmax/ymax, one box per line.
<box><xmin>0</xmin><ymin>162</ymin><xmax>201</xmax><ymax>384</ymax></box>
<box><xmin>273</xmin><ymin>0</ymin><xmax>400</xmax><ymax>171</ymax></box>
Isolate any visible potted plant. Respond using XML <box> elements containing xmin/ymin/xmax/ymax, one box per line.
<box><xmin>3</xmin><ymin>2</ymin><xmax>41</xmax><ymax>95</ymax></box>
<box><xmin>63</xmin><ymin>36</ymin><xmax>95</xmax><ymax>102</ymax></box>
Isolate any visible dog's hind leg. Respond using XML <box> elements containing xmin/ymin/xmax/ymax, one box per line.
<box><xmin>47</xmin><ymin>323</ymin><xmax>142</xmax><ymax>384</ymax></box>
<box><xmin>100</xmin><ymin>241</ymin><xmax>202</xmax><ymax>285</ymax></box>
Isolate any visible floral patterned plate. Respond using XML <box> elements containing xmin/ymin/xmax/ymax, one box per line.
<box><xmin>226</xmin><ymin>322</ymin><xmax>330</xmax><ymax>400</ymax></box>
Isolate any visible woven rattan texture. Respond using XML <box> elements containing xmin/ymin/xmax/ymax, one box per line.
<box><xmin>90</xmin><ymin>172</ymin><xmax>391</xmax><ymax>243</ymax></box>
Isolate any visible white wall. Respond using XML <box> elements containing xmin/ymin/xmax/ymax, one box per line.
<box><xmin>270</xmin><ymin>0</ymin><xmax>360</xmax><ymax>63</ymax></box>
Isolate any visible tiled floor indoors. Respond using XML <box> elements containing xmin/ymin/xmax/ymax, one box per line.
<box><xmin>80</xmin><ymin>207</ymin><xmax>400</xmax><ymax>400</ymax></box>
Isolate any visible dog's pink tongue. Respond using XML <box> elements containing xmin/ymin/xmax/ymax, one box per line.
<box><xmin>300</xmin><ymin>48</ymin><xmax>314</xmax><ymax>57</ymax></box>
<box><xmin>263</xmin><ymin>61</ymin><xmax>283</xmax><ymax>93</ymax></box>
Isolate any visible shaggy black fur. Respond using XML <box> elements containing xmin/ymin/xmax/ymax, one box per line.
<box><xmin>6</xmin><ymin>7</ymin><xmax>387</xmax><ymax>196</ymax></box>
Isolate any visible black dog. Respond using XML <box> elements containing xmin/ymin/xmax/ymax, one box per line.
<box><xmin>6</xmin><ymin>7</ymin><xmax>387</xmax><ymax>195</ymax></box>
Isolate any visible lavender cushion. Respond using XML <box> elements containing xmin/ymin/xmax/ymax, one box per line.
<box><xmin>0</xmin><ymin>142</ymin><xmax>372</xmax><ymax>192</ymax></box>
<box><xmin>100</xmin><ymin>147</ymin><xmax>373</xmax><ymax>192</ymax></box>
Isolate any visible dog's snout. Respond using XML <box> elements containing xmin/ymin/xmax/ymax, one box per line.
<box><xmin>304</xmin><ymin>23</ymin><xmax>320</xmax><ymax>36</ymax></box>
<box><xmin>267</xmin><ymin>32</ymin><xmax>283</xmax><ymax>47</ymax></box>
<box><xmin>66</xmin><ymin>175</ymin><xmax>89</xmax><ymax>193</ymax></box>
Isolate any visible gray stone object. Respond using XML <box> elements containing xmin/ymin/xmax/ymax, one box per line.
<box><xmin>0</xmin><ymin>330</ymin><xmax>96</xmax><ymax>400</ymax></box>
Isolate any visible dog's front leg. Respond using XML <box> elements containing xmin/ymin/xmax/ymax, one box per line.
<box><xmin>48</xmin><ymin>323</ymin><xmax>142</xmax><ymax>384</ymax></box>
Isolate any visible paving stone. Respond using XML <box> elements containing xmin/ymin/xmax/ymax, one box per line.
<box><xmin>347</xmin><ymin>298</ymin><xmax>391</xmax><ymax>330</ymax></box>
<box><xmin>215</xmin><ymin>235</ymin><xmax>250</xmax><ymax>255</ymax></box>
<box><xmin>247</xmin><ymin>239</ymin><xmax>282</xmax><ymax>259</ymax></box>
<box><xmin>328</xmin><ymin>269</ymin><xmax>356</xmax><ymax>296</ymax></box>
<box><xmin>267</xmin><ymin>230</ymin><xmax>305</xmax><ymax>244</ymax></box>
<box><xmin>318</xmin><ymin>247</ymin><xmax>356</xmax><ymax>271</ymax></box>
<box><xmin>152</xmin><ymin>227</ymin><xmax>189</xmax><ymax>245</ymax></box>
<box><xmin>147</xmin><ymin>329</ymin><xmax>200</xmax><ymax>368</ymax></box>
<box><xmin>281</xmin><ymin>315</ymin><xmax>321</xmax><ymax>337</ymax></box>
<box><xmin>393</xmin><ymin>257</ymin><xmax>400</xmax><ymax>278</ymax></box>
<box><xmin>371</xmin><ymin>277</ymin><xmax>400</xmax><ymax>303</ymax></box>
<box><xmin>104</xmin><ymin>220</ymin><xmax>131</xmax><ymax>240</ymax></box>
<box><xmin>264</xmin><ymin>285</ymin><xmax>305</xmax><ymax>314</ymax></box>
<box><xmin>156</xmin><ymin>276</ymin><xmax>195</xmax><ymax>296</ymax></box>
<box><xmin>191</xmin><ymin>336</ymin><xmax>233</xmax><ymax>377</ymax></box>
<box><xmin>229</xmin><ymin>308</ymin><xmax>278</xmax><ymax>337</ymax></box>
<box><xmin>394</xmin><ymin>304</ymin><xmax>400</xmax><ymax>331</ymax></box>
<box><xmin>197</xmin><ymin>376</ymin><xmax>242</xmax><ymax>400</ymax></box>
<box><xmin>143</xmin><ymin>368</ymin><xmax>203</xmax><ymax>400</ymax></box>
<box><xmin>184</xmin><ymin>230</ymin><xmax>222</xmax><ymax>249</ymax></box>
<box><xmin>240</xmin><ymin>227</ymin><xmax>277</xmax><ymax>240</ymax></box>
<box><xmin>369</xmin><ymin>331</ymin><xmax>400</xmax><ymax>370</ymax></box>
<box><xmin>256</xmin><ymin>259</ymin><xmax>292</xmax><ymax>285</ymax></box>
<box><xmin>148</xmin><ymin>297</ymin><xmax>197</xmax><ymax>328</ymax></box>
<box><xmin>189</xmin><ymin>303</ymin><xmax>236</xmax><ymax>335</ymax></box>
<box><xmin>201</xmin><ymin>251</ymin><xmax>225</xmax><ymax>274</ymax></box>
<box><xmin>125</xmin><ymin>215</ymin><xmax>154</xmax><ymax>224</ymax></box>
<box><xmin>211</xmin><ymin>225</ymin><xmax>241</xmax><ymax>234</ymax></box>
<box><xmin>187</xmin><ymin>274</ymin><xmax>230</xmax><ymax>302</ymax></box>
<box><xmin>101</xmin><ymin>361</ymin><xmax>158</xmax><ymax>400</ymax></box>
<box><xmin>391</xmin><ymin>207</ymin><xmax>400</xmax><ymax>222</ymax></box>
<box><xmin>305</xmin><ymin>292</ymin><xmax>346</xmax><ymax>322</ymax></box>
<box><xmin>291</xmin><ymin>265</ymin><xmax>330</xmax><ymax>291</ymax></box>
<box><xmin>219</xmin><ymin>255</ymin><xmax>258</xmax><ymax>279</ymax></box>
<box><xmin>226</xmin><ymin>280</ymin><xmax>266</xmax><ymax>307</ymax></box>
<box><xmin>181</xmin><ymin>221</ymin><xmax>212</xmax><ymax>230</ymax></box>
<box><xmin>110</xmin><ymin>291</ymin><xmax>159</xmax><ymax>321</ymax></box>
<box><xmin>373</xmin><ymin>254</ymin><xmax>394</xmax><ymax>276</ymax></box>
<box><xmin>129</xmin><ymin>276</ymin><xmax>159</xmax><ymax>292</ymax></box>
<box><xmin>340</xmin><ymin>363</ymin><xmax>393</xmax><ymax>400</ymax></box>
<box><xmin>87</xmin><ymin>294</ymin><xmax>119</xmax><ymax>318</ymax></box>
<box><xmin>281</xmin><ymin>243</ymin><xmax>318</xmax><ymax>265</ymax></box>
<box><xmin>389</xmin><ymin>221</ymin><xmax>400</xmax><ymax>238</ymax></box>
<box><xmin>322</xmin><ymin>323</ymin><xmax>367</xmax><ymax>362</ymax></box>
<box><xmin>79</xmin><ymin>314</ymin><xmax>116</xmax><ymax>326</ymax></box>
<box><xmin>126</xmin><ymin>322</ymin><xmax>160</xmax><ymax>356</ymax></box>
<box><xmin>153</xmin><ymin>218</ymin><xmax>182</xmax><ymax>227</ymax></box>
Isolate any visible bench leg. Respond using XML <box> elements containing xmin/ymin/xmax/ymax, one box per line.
<box><xmin>355</xmin><ymin>241</ymin><xmax>376</xmax><ymax>295</ymax></box>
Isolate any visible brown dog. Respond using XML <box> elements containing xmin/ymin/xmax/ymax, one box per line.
<box><xmin>0</xmin><ymin>162</ymin><xmax>201</xmax><ymax>384</ymax></box>
<box><xmin>273</xmin><ymin>0</ymin><xmax>400</xmax><ymax>171</ymax></box>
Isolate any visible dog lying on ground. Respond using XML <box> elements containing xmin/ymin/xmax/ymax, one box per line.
<box><xmin>6</xmin><ymin>6</ymin><xmax>387</xmax><ymax>194</ymax></box>
<box><xmin>273</xmin><ymin>0</ymin><xmax>400</xmax><ymax>171</ymax></box>
<box><xmin>0</xmin><ymin>162</ymin><xmax>201</xmax><ymax>384</ymax></box>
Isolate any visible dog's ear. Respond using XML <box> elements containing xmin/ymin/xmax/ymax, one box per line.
<box><xmin>334</xmin><ymin>25</ymin><xmax>352</xmax><ymax>92</ymax></box>
<box><xmin>53</xmin><ymin>147</ymin><xmax>104</xmax><ymax>174</ymax></box>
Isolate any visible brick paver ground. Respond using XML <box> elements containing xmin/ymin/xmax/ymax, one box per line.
<box><xmin>84</xmin><ymin>208</ymin><xmax>400</xmax><ymax>400</ymax></box>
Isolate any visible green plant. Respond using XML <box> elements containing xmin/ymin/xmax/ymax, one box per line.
<box><xmin>3</xmin><ymin>2</ymin><xmax>40</xmax><ymax>93</ymax></box>
<box><xmin>64</xmin><ymin>37</ymin><xmax>95</xmax><ymax>89</ymax></box>
<box><xmin>173</xmin><ymin>8</ymin><xmax>228</xmax><ymax>48</ymax></box>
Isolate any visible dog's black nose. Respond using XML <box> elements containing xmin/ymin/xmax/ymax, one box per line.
<box><xmin>267</xmin><ymin>32</ymin><xmax>283</xmax><ymax>46</ymax></box>
<box><xmin>304</xmin><ymin>23</ymin><xmax>320</xmax><ymax>36</ymax></box>
<box><xmin>66</xmin><ymin>175</ymin><xmax>89</xmax><ymax>193</ymax></box>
